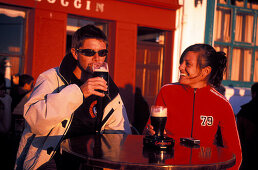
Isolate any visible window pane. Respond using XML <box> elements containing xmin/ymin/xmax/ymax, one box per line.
<box><xmin>218</xmin><ymin>0</ymin><xmax>227</xmax><ymax>4</ymax></box>
<box><xmin>0</xmin><ymin>8</ymin><xmax>25</xmax><ymax>55</ymax></box>
<box><xmin>231</xmin><ymin>48</ymin><xmax>252</xmax><ymax>81</ymax></box>
<box><xmin>214</xmin><ymin>7</ymin><xmax>231</xmax><ymax>42</ymax></box>
<box><xmin>235</xmin><ymin>12</ymin><xmax>253</xmax><ymax>43</ymax></box>
<box><xmin>254</xmin><ymin>50</ymin><xmax>258</xmax><ymax>82</ymax></box>
<box><xmin>232</xmin><ymin>0</ymin><xmax>244</xmax><ymax>7</ymax></box>
<box><xmin>214</xmin><ymin>45</ymin><xmax>230</xmax><ymax>80</ymax></box>
<box><xmin>250</xmin><ymin>1</ymin><xmax>258</xmax><ymax>9</ymax></box>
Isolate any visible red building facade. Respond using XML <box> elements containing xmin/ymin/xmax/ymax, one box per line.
<box><xmin>0</xmin><ymin>0</ymin><xmax>181</xmax><ymax>123</ymax></box>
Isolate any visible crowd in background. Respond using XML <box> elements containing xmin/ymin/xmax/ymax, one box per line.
<box><xmin>0</xmin><ymin>57</ymin><xmax>34</xmax><ymax>169</ymax></box>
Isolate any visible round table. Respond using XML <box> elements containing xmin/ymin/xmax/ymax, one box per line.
<box><xmin>60</xmin><ymin>134</ymin><xmax>236</xmax><ymax>169</ymax></box>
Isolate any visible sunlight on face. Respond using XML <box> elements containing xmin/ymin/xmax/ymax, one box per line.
<box><xmin>179</xmin><ymin>51</ymin><xmax>208</xmax><ymax>88</ymax></box>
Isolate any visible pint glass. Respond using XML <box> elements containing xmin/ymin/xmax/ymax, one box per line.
<box><xmin>150</xmin><ymin>106</ymin><xmax>167</xmax><ymax>137</ymax></box>
<box><xmin>92</xmin><ymin>62</ymin><xmax>109</xmax><ymax>94</ymax></box>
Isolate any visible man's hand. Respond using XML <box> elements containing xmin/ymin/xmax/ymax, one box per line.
<box><xmin>80</xmin><ymin>77</ymin><xmax>108</xmax><ymax>98</ymax></box>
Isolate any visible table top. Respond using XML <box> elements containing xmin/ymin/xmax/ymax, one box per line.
<box><xmin>60</xmin><ymin>134</ymin><xmax>236</xmax><ymax>170</ymax></box>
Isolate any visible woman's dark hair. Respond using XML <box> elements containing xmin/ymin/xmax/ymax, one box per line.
<box><xmin>180</xmin><ymin>44</ymin><xmax>227</xmax><ymax>88</ymax></box>
<box><xmin>71</xmin><ymin>24</ymin><xmax>108</xmax><ymax>49</ymax></box>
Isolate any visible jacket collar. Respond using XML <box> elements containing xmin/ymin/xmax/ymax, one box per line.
<box><xmin>58</xmin><ymin>53</ymin><xmax>77</xmax><ymax>85</ymax></box>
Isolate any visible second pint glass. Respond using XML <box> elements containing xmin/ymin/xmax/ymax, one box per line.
<box><xmin>150</xmin><ymin>106</ymin><xmax>167</xmax><ymax>137</ymax></box>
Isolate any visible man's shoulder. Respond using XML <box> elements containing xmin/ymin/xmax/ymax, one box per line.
<box><xmin>37</xmin><ymin>67</ymin><xmax>59</xmax><ymax>80</ymax></box>
<box><xmin>40</xmin><ymin>67</ymin><xmax>59</xmax><ymax>75</ymax></box>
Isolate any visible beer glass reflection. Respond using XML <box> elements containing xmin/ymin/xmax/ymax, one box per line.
<box><xmin>92</xmin><ymin>62</ymin><xmax>109</xmax><ymax>94</ymax></box>
<box><xmin>150</xmin><ymin>106</ymin><xmax>167</xmax><ymax>137</ymax></box>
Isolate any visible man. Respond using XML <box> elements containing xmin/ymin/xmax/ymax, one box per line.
<box><xmin>12</xmin><ymin>74</ymin><xmax>34</xmax><ymax>136</ymax></box>
<box><xmin>237</xmin><ymin>83</ymin><xmax>258</xmax><ymax>170</ymax></box>
<box><xmin>15</xmin><ymin>24</ymin><xmax>131</xmax><ymax>170</ymax></box>
<box><xmin>11</xmin><ymin>74</ymin><xmax>34</xmax><ymax>112</ymax></box>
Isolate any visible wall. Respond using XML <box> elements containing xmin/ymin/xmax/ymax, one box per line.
<box><xmin>172</xmin><ymin>0</ymin><xmax>207</xmax><ymax>83</ymax></box>
<box><xmin>0</xmin><ymin>0</ymin><xmax>180</xmax><ymax>124</ymax></box>
<box><xmin>172</xmin><ymin>0</ymin><xmax>252</xmax><ymax>116</ymax></box>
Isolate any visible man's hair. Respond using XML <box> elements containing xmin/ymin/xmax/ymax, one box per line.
<box><xmin>251</xmin><ymin>82</ymin><xmax>258</xmax><ymax>99</ymax></box>
<box><xmin>71</xmin><ymin>24</ymin><xmax>108</xmax><ymax>49</ymax></box>
<box><xmin>0</xmin><ymin>74</ymin><xmax>5</xmax><ymax>91</ymax></box>
<box><xmin>19</xmin><ymin>74</ymin><xmax>34</xmax><ymax>87</ymax></box>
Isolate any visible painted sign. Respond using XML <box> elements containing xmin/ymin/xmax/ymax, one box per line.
<box><xmin>34</xmin><ymin>0</ymin><xmax>105</xmax><ymax>12</ymax></box>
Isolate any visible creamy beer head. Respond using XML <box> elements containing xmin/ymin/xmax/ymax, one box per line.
<box><xmin>151</xmin><ymin>106</ymin><xmax>167</xmax><ymax>117</ymax></box>
<box><xmin>92</xmin><ymin>62</ymin><xmax>109</xmax><ymax>72</ymax></box>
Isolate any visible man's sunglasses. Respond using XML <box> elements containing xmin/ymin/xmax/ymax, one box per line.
<box><xmin>76</xmin><ymin>49</ymin><xmax>108</xmax><ymax>57</ymax></box>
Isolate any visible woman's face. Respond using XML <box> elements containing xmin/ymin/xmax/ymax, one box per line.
<box><xmin>179</xmin><ymin>51</ymin><xmax>209</xmax><ymax>88</ymax></box>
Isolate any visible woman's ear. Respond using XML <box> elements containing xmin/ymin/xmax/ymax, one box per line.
<box><xmin>71</xmin><ymin>48</ymin><xmax>78</xmax><ymax>60</ymax></box>
<box><xmin>202</xmin><ymin>66</ymin><xmax>212</xmax><ymax>78</ymax></box>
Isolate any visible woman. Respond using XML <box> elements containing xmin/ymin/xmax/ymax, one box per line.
<box><xmin>146</xmin><ymin>44</ymin><xmax>241</xmax><ymax>169</ymax></box>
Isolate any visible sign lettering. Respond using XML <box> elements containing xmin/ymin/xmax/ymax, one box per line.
<box><xmin>61</xmin><ymin>0</ymin><xmax>69</xmax><ymax>7</ymax></box>
<box><xmin>34</xmin><ymin>0</ymin><xmax>105</xmax><ymax>12</ymax></box>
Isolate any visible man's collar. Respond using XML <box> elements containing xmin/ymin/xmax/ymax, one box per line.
<box><xmin>58</xmin><ymin>53</ymin><xmax>77</xmax><ymax>84</ymax></box>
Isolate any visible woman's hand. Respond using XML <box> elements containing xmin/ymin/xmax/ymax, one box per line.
<box><xmin>143</xmin><ymin>124</ymin><xmax>167</xmax><ymax>136</ymax></box>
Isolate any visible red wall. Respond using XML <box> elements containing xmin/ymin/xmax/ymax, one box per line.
<box><xmin>0</xmin><ymin>0</ymin><xmax>180</xmax><ymax>122</ymax></box>
<box><xmin>30</xmin><ymin>9</ymin><xmax>67</xmax><ymax>78</ymax></box>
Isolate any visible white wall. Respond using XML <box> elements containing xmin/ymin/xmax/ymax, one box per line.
<box><xmin>172</xmin><ymin>0</ymin><xmax>207</xmax><ymax>83</ymax></box>
<box><xmin>172</xmin><ymin>0</ymin><xmax>251</xmax><ymax>115</ymax></box>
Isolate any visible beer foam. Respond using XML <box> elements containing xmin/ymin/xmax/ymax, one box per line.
<box><xmin>92</xmin><ymin>63</ymin><xmax>109</xmax><ymax>72</ymax></box>
<box><xmin>151</xmin><ymin>106</ymin><xmax>167</xmax><ymax>117</ymax></box>
<box><xmin>93</xmin><ymin>68</ymin><xmax>108</xmax><ymax>72</ymax></box>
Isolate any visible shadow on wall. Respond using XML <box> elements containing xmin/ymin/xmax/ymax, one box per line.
<box><xmin>119</xmin><ymin>85</ymin><xmax>150</xmax><ymax>134</ymax></box>
<box><xmin>119</xmin><ymin>84</ymin><xmax>134</xmax><ymax>124</ymax></box>
<box><xmin>225</xmin><ymin>86</ymin><xmax>252</xmax><ymax>115</ymax></box>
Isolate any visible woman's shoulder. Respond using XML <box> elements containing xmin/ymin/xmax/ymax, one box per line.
<box><xmin>161</xmin><ymin>82</ymin><xmax>182</xmax><ymax>89</ymax></box>
<box><xmin>209</xmin><ymin>87</ymin><xmax>232</xmax><ymax>107</ymax></box>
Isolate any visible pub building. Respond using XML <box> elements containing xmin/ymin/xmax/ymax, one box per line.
<box><xmin>0</xmin><ymin>0</ymin><xmax>182</xmax><ymax>125</ymax></box>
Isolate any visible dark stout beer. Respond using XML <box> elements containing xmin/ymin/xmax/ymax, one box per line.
<box><xmin>92</xmin><ymin>62</ymin><xmax>109</xmax><ymax>94</ymax></box>
<box><xmin>150</xmin><ymin>106</ymin><xmax>167</xmax><ymax>137</ymax></box>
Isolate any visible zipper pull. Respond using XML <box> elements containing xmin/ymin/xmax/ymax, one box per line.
<box><xmin>106</xmin><ymin>93</ymin><xmax>111</xmax><ymax>100</ymax></box>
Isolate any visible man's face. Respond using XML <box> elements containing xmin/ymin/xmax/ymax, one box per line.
<box><xmin>179</xmin><ymin>51</ymin><xmax>207</xmax><ymax>88</ymax></box>
<box><xmin>73</xmin><ymin>38</ymin><xmax>107</xmax><ymax>72</ymax></box>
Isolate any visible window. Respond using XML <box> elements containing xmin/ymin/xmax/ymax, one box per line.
<box><xmin>0</xmin><ymin>5</ymin><xmax>26</xmax><ymax>77</ymax></box>
<box><xmin>206</xmin><ymin>0</ymin><xmax>258</xmax><ymax>87</ymax></box>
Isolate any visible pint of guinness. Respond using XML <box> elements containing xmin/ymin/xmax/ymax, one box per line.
<box><xmin>92</xmin><ymin>62</ymin><xmax>109</xmax><ymax>94</ymax></box>
<box><xmin>150</xmin><ymin>106</ymin><xmax>167</xmax><ymax>137</ymax></box>
<box><xmin>143</xmin><ymin>105</ymin><xmax>173</xmax><ymax>150</ymax></box>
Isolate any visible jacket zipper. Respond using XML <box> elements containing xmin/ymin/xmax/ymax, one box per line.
<box><xmin>191</xmin><ymin>88</ymin><xmax>197</xmax><ymax>138</ymax></box>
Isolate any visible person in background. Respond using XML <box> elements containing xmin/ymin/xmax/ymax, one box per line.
<box><xmin>0</xmin><ymin>73</ymin><xmax>13</xmax><ymax>170</ymax></box>
<box><xmin>237</xmin><ymin>82</ymin><xmax>258</xmax><ymax>170</ymax></box>
<box><xmin>12</xmin><ymin>74</ymin><xmax>34</xmax><ymax>137</ymax></box>
<box><xmin>0</xmin><ymin>74</ymin><xmax>12</xmax><ymax>135</ymax></box>
<box><xmin>15</xmin><ymin>24</ymin><xmax>131</xmax><ymax>170</ymax></box>
<box><xmin>145</xmin><ymin>44</ymin><xmax>242</xmax><ymax>169</ymax></box>
<box><xmin>11</xmin><ymin>74</ymin><xmax>34</xmax><ymax>112</ymax></box>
